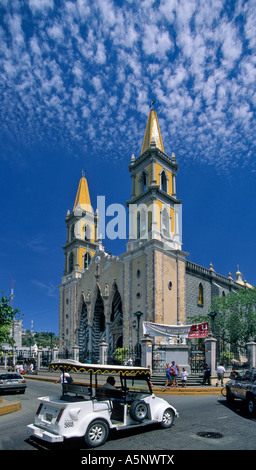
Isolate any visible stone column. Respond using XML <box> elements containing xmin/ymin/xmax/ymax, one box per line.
<box><xmin>73</xmin><ymin>344</ymin><xmax>79</xmax><ymax>361</ymax></box>
<box><xmin>37</xmin><ymin>347</ymin><xmax>42</xmax><ymax>371</ymax></box>
<box><xmin>99</xmin><ymin>340</ymin><xmax>108</xmax><ymax>365</ymax></box>
<box><xmin>141</xmin><ymin>335</ymin><xmax>153</xmax><ymax>369</ymax></box>
<box><xmin>204</xmin><ymin>335</ymin><xmax>217</xmax><ymax>378</ymax></box>
<box><xmin>52</xmin><ymin>346</ymin><xmax>58</xmax><ymax>361</ymax></box>
<box><xmin>247</xmin><ymin>340</ymin><xmax>256</xmax><ymax>368</ymax></box>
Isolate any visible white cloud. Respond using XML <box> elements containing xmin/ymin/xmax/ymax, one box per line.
<box><xmin>47</xmin><ymin>24</ymin><xmax>64</xmax><ymax>42</ymax></box>
<box><xmin>142</xmin><ymin>24</ymin><xmax>173</xmax><ymax>57</ymax></box>
<box><xmin>31</xmin><ymin>280</ymin><xmax>57</xmax><ymax>298</ymax></box>
<box><xmin>221</xmin><ymin>23</ymin><xmax>242</xmax><ymax>68</ymax></box>
<box><xmin>28</xmin><ymin>0</ymin><xmax>54</xmax><ymax>14</ymax></box>
<box><xmin>0</xmin><ymin>0</ymin><xmax>256</xmax><ymax>174</ymax></box>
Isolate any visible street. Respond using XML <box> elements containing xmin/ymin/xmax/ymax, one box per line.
<box><xmin>0</xmin><ymin>378</ymin><xmax>256</xmax><ymax>453</ymax></box>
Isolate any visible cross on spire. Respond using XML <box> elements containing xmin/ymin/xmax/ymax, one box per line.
<box><xmin>149</xmin><ymin>100</ymin><xmax>156</xmax><ymax>110</ymax></box>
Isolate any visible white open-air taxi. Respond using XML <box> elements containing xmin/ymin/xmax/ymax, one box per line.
<box><xmin>27</xmin><ymin>359</ymin><xmax>179</xmax><ymax>447</ymax></box>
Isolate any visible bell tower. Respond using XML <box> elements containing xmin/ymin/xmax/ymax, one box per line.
<box><xmin>59</xmin><ymin>172</ymin><xmax>99</xmax><ymax>356</ymax></box>
<box><xmin>63</xmin><ymin>171</ymin><xmax>99</xmax><ymax>275</ymax></box>
<box><xmin>127</xmin><ymin>108</ymin><xmax>182</xmax><ymax>251</ymax></box>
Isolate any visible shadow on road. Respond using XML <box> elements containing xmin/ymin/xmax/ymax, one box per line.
<box><xmin>218</xmin><ymin>397</ymin><xmax>256</xmax><ymax>421</ymax></box>
<box><xmin>25</xmin><ymin>422</ymin><xmax>168</xmax><ymax>450</ymax></box>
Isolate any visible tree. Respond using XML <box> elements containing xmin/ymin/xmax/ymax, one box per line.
<box><xmin>113</xmin><ymin>347</ymin><xmax>129</xmax><ymax>364</ymax></box>
<box><xmin>210</xmin><ymin>287</ymin><xmax>256</xmax><ymax>350</ymax></box>
<box><xmin>22</xmin><ymin>331</ymin><xmax>59</xmax><ymax>349</ymax></box>
<box><xmin>0</xmin><ymin>292</ymin><xmax>22</xmax><ymax>346</ymax></box>
<box><xmin>188</xmin><ymin>287</ymin><xmax>256</xmax><ymax>351</ymax></box>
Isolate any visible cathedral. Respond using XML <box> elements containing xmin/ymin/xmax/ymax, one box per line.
<box><xmin>58</xmin><ymin>109</ymin><xmax>247</xmax><ymax>363</ymax></box>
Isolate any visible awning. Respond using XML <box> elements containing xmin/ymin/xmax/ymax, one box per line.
<box><xmin>49</xmin><ymin>359</ymin><xmax>150</xmax><ymax>377</ymax></box>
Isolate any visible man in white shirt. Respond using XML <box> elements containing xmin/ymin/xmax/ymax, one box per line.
<box><xmin>102</xmin><ymin>376</ymin><xmax>117</xmax><ymax>390</ymax></box>
<box><xmin>56</xmin><ymin>372</ymin><xmax>72</xmax><ymax>384</ymax></box>
<box><xmin>216</xmin><ymin>364</ymin><xmax>226</xmax><ymax>387</ymax></box>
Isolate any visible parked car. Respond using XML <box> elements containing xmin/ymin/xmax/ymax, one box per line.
<box><xmin>28</xmin><ymin>360</ymin><xmax>179</xmax><ymax>447</ymax></box>
<box><xmin>0</xmin><ymin>372</ymin><xmax>27</xmax><ymax>394</ymax></box>
<box><xmin>225</xmin><ymin>367</ymin><xmax>256</xmax><ymax>415</ymax></box>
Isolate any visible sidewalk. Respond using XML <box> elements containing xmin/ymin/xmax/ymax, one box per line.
<box><xmin>25</xmin><ymin>369</ymin><xmax>225</xmax><ymax>395</ymax></box>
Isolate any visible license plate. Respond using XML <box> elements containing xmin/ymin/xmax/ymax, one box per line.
<box><xmin>45</xmin><ymin>413</ymin><xmax>53</xmax><ymax>422</ymax></box>
<box><xmin>35</xmin><ymin>428</ymin><xmax>43</xmax><ymax>437</ymax></box>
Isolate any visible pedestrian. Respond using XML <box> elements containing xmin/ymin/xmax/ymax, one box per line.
<box><xmin>162</xmin><ymin>363</ymin><xmax>175</xmax><ymax>391</ymax></box>
<box><xmin>202</xmin><ymin>363</ymin><xmax>211</xmax><ymax>385</ymax></box>
<box><xmin>180</xmin><ymin>367</ymin><xmax>188</xmax><ymax>387</ymax></box>
<box><xmin>171</xmin><ymin>361</ymin><xmax>180</xmax><ymax>387</ymax></box>
<box><xmin>230</xmin><ymin>367</ymin><xmax>238</xmax><ymax>380</ymax></box>
<box><xmin>216</xmin><ymin>363</ymin><xmax>226</xmax><ymax>387</ymax></box>
<box><xmin>56</xmin><ymin>372</ymin><xmax>73</xmax><ymax>384</ymax></box>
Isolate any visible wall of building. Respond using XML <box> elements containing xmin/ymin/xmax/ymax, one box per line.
<box><xmin>185</xmin><ymin>261</ymin><xmax>243</xmax><ymax>320</ymax></box>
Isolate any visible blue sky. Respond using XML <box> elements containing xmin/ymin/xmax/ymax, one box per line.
<box><xmin>0</xmin><ymin>0</ymin><xmax>256</xmax><ymax>336</ymax></box>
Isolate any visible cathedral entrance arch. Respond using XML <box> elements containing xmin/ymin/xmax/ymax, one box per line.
<box><xmin>109</xmin><ymin>284</ymin><xmax>123</xmax><ymax>354</ymax></box>
<box><xmin>78</xmin><ymin>302</ymin><xmax>89</xmax><ymax>362</ymax></box>
<box><xmin>92</xmin><ymin>286</ymin><xmax>105</xmax><ymax>361</ymax></box>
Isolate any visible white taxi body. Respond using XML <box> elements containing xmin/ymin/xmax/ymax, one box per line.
<box><xmin>28</xmin><ymin>360</ymin><xmax>178</xmax><ymax>447</ymax></box>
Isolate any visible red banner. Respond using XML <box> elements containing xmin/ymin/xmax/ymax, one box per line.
<box><xmin>188</xmin><ymin>322</ymin><xmax>209</xmax><ymax>338</ymax></box>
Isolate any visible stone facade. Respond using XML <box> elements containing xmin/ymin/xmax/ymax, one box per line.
<box><xmin>58</xmin><ymin>110</ymin><xmax>248</xmax><ymax>362</ymax></box>
<box><xmin>185</xmin><ymin>261</ymin><xmax>243</xmax><ymax>319</ymax></box>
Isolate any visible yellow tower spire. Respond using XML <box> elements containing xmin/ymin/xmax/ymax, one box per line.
<box><xmin>141</xmin><ymin>109</ymin><xmax>164</xmax><ymax>154</ymax></box>
<box><xmin>73</xmin><ymin>170</ymin><xmax>92</xmax><ymax>212</ymax></box>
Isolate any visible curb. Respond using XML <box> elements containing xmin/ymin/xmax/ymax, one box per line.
<box><xmin>0</xmin><ymin>398</ymin><xmax>21</xmax><ymax>416</ymax></box>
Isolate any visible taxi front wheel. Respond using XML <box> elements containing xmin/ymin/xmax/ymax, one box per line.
<box><xmin>161</xmin><ymin>408</ymin><xmax>175</xmax><ymax>428</ymax></box>
<box><xmin>247</xmin><ymin>396</ymin><xmax>256</xmax><ymax>416</ymax></box>
<box><xmin>84</xmin><ymin>420</ymin><xmax>109</xmax><ymax>447</ymax></box>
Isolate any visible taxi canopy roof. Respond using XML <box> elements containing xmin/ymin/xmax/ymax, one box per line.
<box><xmin>49</xmin><ymin>359</ymin><xmax>150</xmax><ymax>378</ymax></box>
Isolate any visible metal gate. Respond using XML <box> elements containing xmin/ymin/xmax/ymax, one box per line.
<box><xmin>189</xmin><ymin>351</ymin><xmax>205</xmax><ymax>373</ymax></box>
<box><xmin>152</xmin><ymin>345</ymin><xmax>166</xmax><ymax>372</ymax></box>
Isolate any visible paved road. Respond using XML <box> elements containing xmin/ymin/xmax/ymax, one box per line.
<box><xmin>1</xmin><ymin>378</ymin><xmax>255</xmax><ymax>452</ymax></box>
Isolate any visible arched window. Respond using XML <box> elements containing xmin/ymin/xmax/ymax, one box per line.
<box><xmin>139</xmin><ymin>171</ymin><xmax>147</xmax><ymax>193</ymax></box>
<box><xmin>70</xmin><ymin>225</ymin><xmax>75</xmax><ymax>240</ymax></box>
<box><xmin>160</xmin><ymin>170</ymin><xmax>168</xmax><ymax>192</ymax></box>
<box><xmin>161</xmin><ymin>206</ymin><xmax>171</xmax><ymax>238</ymax></box>
<box><xmin>84</xmin><ymin>224</ymin><xmax>91</xmax><ymax>241</ymax></box>
<box><xmin>137</xmin><ymin>207</ymin><xmax>148</xmax><ymax>239</ymax></box>
<box><xmin>198</xmin><ymin>283</ymin><xmax>204</xmax><ymax>306</ymax></box>
<box><xmin>84</xmin><ymin>252</ymin><xmax>91</xmax><ymax>269</ymax></box>
<box><xmin>68</xmin><ymin>252</ymin><xmax>74</xmax><ymax>273</ymax></box>
<box><xmin>137</xmin><ymin>211</ymin><xmax>140</xmax><ymax>239</ymax></box>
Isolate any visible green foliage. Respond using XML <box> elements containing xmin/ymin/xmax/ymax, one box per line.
<box><xmin>210</xmin><ymin>287</ymin><xmax>256</xmax><ymax>349</ymax></box>
<box><xmin>220</xmin><ymin>350</ymin><xmax>234</xmax><ymax>365</ymax></box>
<box><xmin>0</xmin><ymin>292</ymin><xmax>22</xmax><ymax>346</ymax></box>
<box><xmin>188</xmin><ymin>287</ymin><xmax>256</xmax><ymax>350</ymax></box>
<box><xmin>22</xmin><ymin>331</ymin><xmax>59</xmax><ymax>349</ymax></box>
<box><xmin>113</xmin><ymin>347</ymin><xmax>129</xmax><ymax>364</ymax></box>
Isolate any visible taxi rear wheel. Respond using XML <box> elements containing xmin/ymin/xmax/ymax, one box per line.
<box><xmin>84</xmin><ymin>420</ymin><xmax>109</xmax><ymax>447</ymax></box>
<box><xmin>129</xmin><ymin>400</ymin><xmax>148</xmax><ymax>422</ymax></box>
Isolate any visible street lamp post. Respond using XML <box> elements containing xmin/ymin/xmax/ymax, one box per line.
<box><xmin>133</xmin><ymin>311</ymin><xmax>143</xmax><ymax>366</ymax></box>
<box><xmin>207</xmin><ymin>311</ymin><xmax>218</xmax><ymax>337</ymax></box>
